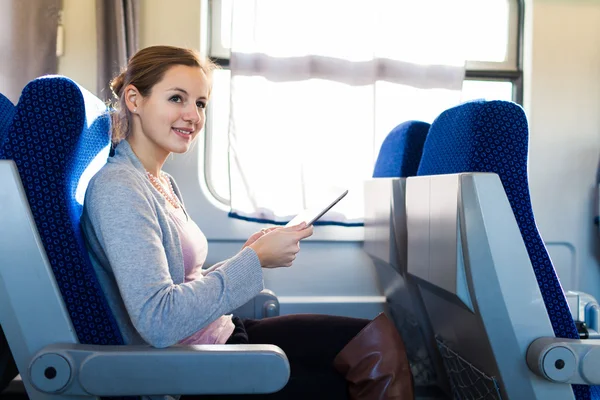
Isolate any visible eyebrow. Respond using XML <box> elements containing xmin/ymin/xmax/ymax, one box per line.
<box><xmin>167</xmin><ymin>87</ymin><xmax>207</xmax><ymax>100</ymax></box>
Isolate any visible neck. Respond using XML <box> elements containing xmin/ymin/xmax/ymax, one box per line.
<box><xmin>126</xmin><ymin>134</ymin><xmax>169</xmax><ymax>177</ymax></box>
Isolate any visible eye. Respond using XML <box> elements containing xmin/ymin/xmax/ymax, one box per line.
<box><xmin>196</xmin><ymin>101</ymin><xmax>206</xmax><ymax>109</ymax></box>
<box><xmin>169</xmin><ymin>95</ymin><xmax>182</xmax><ymax>103</ymax></box>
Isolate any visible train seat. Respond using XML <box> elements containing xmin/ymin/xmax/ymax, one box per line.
<box><xmin>407</xmin><ymin>99</ymin><xmax>600</xmax><ymax>399</ymax></box>
<box><xmin>364</xmin><ymin>120</ymin><xmax>450</xmax><ymax>395</ymax></box>
<box><xmin>0</xmin><ymin>76</ymin><xmax>289</xmax><ymax>398</ymax></box>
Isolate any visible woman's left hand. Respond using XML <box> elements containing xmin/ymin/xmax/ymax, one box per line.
<box><xmin>242</xmin><ymin>227</ymin><xmax>280</xmax><ymax>250</ymax></box>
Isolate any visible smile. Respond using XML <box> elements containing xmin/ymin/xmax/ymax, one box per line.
<box><xmin>172</xmin><ymin>127</ymin><xmax>193</xmax><ymax>139</ymax></box>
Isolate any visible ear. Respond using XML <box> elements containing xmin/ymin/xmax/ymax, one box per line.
<box><xmin>124</xmin><ymin>84</ymin><xmax>141</xmax><ymax>113</ymax></box>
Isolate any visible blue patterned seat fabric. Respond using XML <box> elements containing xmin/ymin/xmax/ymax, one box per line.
<box><xmin>0</xmin><ymin>76</ymin><xmax>123</xmax><ymax>346</ymax></box>
<box><xmin>417</xmin><ymin>99</ymin><xmax>593</xmax><ymax>400</ymax></box>
<box><xmin>0</xmin><ymin>93</ymin><xmax>16</xmax><ymax>147</ymax></box>
<box><xmin>373</xmin><ymin>120</ymin><xmax>430</xmax><ymax>178</ymax></box>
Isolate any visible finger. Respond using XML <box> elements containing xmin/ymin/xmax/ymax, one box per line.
<box><xmin>243</xmin><ymin>232</ymin><xmax>263</xmax><ymax>247</ymax></box>
<box><xmin>266</xmin><ymin>227</ymin><xmax>279</xmax><ymax>233</ymax></box>
<box><xmin>297</xmin><ymin>226</ymin><xmax>314</xmax><ymax>239</ymax></box>
<box><xmin>246</xmin><ymin>233</ymin><xmax>264</xmax><ymax>244</ymax></box>
<box><xmin>282</xmin><ymin>222</ymin><xmax>307</xmax><ymax>231</ymax></box>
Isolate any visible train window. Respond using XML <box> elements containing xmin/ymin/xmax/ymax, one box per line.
<box><xmin>204</xmin><ymin>0</ymin><xmax>523</xmax><ymax>207</ymax></box>
<box><xmin>461</xmin><ymin>80</ymin><xmax>515</xmax><ymax>103</ymax></box>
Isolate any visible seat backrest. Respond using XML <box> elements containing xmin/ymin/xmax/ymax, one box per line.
<box><xmin>0</xmin><ymin>76</ymin><xmax>124</xmax><ymax>346</ymax></box>
<box><xmin>416</xmin><ymin>100</ymin><xmax>588</xmax><ymax>399</ymax></box>
<box><xmin>373</xmin><ymin>120</ymin><xmax>430</xmax><ymax>178</ymax></box>
<box><xmin>0</xmin><ymin>93</ymin><xmax>16</xmax><ymax>147</ymax></box>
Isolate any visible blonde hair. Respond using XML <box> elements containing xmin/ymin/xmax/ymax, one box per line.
<box><xmin>109</xmin><ymin>45</ymin><xmax>219</xmax><ymax>144</ymax></box>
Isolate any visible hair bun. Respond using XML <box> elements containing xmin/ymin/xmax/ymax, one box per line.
<box><xmin>110</xmin><ymin>72</ymin><xmax>126</xmax><ymax>99</ymax></box>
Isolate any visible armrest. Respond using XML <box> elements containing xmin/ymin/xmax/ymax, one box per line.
<box><xmin>29</xmin><ymin>343</ymin><xmax>289</xmax><ymax>396</ymax></box>
<box><xmin>527</xmin><ymin>337</ymin><xmax>600</xmax><ymax>385</ymax></box>
<box><xmin>232</xmin><ymin>289</ymin><xmax>280</xmax><ymax>319</ymax></box>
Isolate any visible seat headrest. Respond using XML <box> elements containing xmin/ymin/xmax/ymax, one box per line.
<box><xmin>373</xmin><ymin>120</ymin><xmax>430</xmax><ymax>178</ymax></box>
<box><xmin>418</xmin><ymin>100</ymin><xmax>527</xmax><ymax>178</ymax></box>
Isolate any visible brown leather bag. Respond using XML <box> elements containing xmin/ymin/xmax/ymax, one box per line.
<box><xmin>334</xmin><ymin>313</ymin><xmax>414</xmax><ymax>399</ymax></box>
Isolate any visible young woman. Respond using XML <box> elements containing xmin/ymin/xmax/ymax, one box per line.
<box><xmin>81</xmin><ymin>45</ymin><xmax>413</xmax><ymax>400</ymax></box>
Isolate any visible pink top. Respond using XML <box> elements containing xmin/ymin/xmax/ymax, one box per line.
<box><xmin>167</xmin><ymin>205</ymin><xmax>235</xmax><ymax>345</ymax></box>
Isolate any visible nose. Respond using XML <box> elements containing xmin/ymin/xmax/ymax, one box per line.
<box><xmin>182</xmin><ymin>102</ymin><xmax>201</xmax><ymax>126</ymax></box>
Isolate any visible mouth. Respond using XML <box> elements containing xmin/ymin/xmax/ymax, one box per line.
<box><xmin>172</xmin><ymin>127</ymin><xmax>194</xmax><ymax>139</ymax></box>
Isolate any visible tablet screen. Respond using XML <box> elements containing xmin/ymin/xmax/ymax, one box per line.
<box><xmin>285</xmin><ymin>190</ymin><xmax>349</xmax><ymax>227</ymax></box>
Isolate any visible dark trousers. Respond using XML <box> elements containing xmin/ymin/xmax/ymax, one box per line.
<box><xmin>184</xmin><ymin>313</ymin><xmax>370</xmax><ymax>400</ymax></box>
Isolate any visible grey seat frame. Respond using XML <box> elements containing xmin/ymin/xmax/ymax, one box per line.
<box><xmin>403</xmin><ymin>171</ymin><xmax>600</xmax><ymax>399</ymax></box>
<box><xmin>364</xmin><ymin>177</ymin><xmax>449</xmax><ymax>392</ymax></box>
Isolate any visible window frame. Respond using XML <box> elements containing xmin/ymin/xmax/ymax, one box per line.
<box><xmin>464</xmin><ymin>0</ymin><xmax>525</xmax><ymax>104</ymax></box>
<box><xmin>203</xmin><ymin>81</ymin><xmax>231</xmax><ymax>206</ymax></box>
<box><xmin>203</xmin><ymin>0</ymin><xmax>525</xmax><ymax>206</ymax></box>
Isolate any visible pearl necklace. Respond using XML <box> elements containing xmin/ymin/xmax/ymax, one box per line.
<box><xmin>146</xmin><ymin>171</ymin><xmax>180</xmax><ymax>209</ymax></box>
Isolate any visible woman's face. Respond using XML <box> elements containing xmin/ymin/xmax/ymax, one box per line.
<box><xmin>130</xmin><ymin>64</ymin><xmax>210</xmax><ymax>157</ymax></box>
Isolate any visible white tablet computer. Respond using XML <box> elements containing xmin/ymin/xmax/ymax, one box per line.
<box><xmin>285</xmin><ymin>190</ymin><xmax>349</xmax><ymax>227</ymax></box>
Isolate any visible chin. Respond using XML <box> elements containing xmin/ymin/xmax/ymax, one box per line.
<box><xmin>166</xmin><ymin>134</ymin><xmax>197</xmax><ymax>154</ymax></box>
<box><xmin>165</xmin><ymin>139</ymin><xmax>194</xmax><ymax>154</ymax></box>
<box><xmin>170</xmin><ymin>145</ymin><xmax>192</xmax><ymax>154</ymax></box>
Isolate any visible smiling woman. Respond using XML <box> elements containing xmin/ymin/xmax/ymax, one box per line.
<box><xmin>81</xmin><ymin>44</ymin><xmax>314</xmax><ymax>351</ymax></box>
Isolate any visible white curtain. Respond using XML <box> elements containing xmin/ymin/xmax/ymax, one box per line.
<box><xmin>228</xmin><ymin>0</ymin><xmax>469</xmax><ymax>225</ymax></box>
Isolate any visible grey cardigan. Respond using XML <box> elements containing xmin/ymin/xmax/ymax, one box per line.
<box><xmin>81</xmin><ymin>140</ymin><xmax>264</xmax><ymax>348</ymax></box>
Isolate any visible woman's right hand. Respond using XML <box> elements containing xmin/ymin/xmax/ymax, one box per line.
<box><xmin>249</xmin><ymin>223</ymin><xmax>313</xmax><ymax>268</ymax></box>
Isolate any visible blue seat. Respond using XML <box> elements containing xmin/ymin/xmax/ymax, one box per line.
<box><xmin>0</xmin><ymin>76</ymin><xmax>289</xmax><ymax>398</ymax></box>
<box><xmin>0</xmin><ymin>93</ymin><xmax>15</xmax><ymax>148</ymax></box>
<box><xmin>372</xmin><ymin>120</ymin><xmax>430</xmax><ymax>178</ymax></box>
<box><xmin>414</xmin><ymin>99</ymin><xmax>597</xmax><ymax>399</ymax></box>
